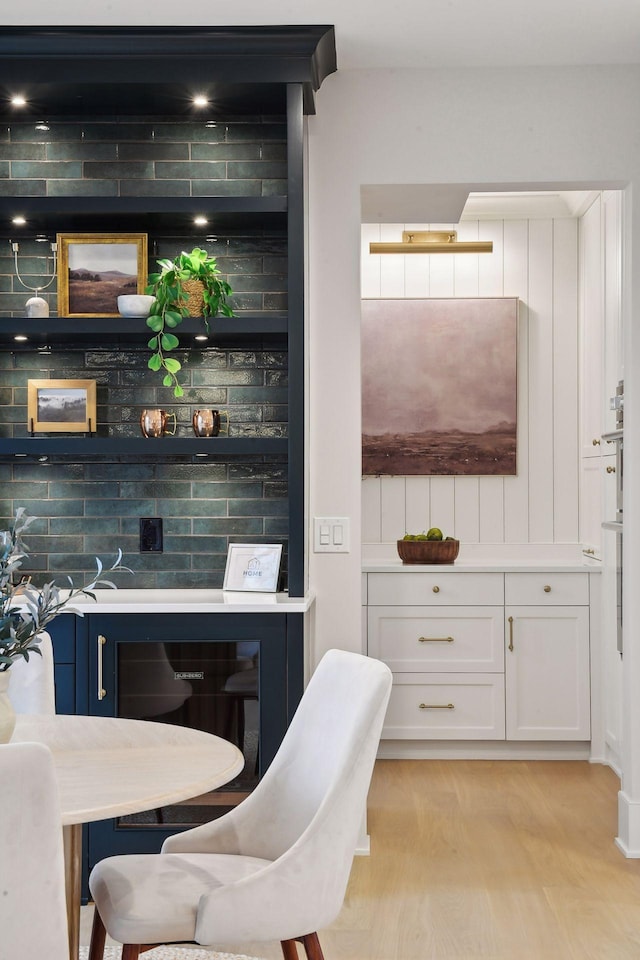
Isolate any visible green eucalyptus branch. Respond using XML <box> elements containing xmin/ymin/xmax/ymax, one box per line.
<box><xmin>145</xmin><ymin>247</ymin><xmax>234</xmax><ymax>398</ymax></box>
<box><xmin>0</xmin><ymin>508</ymin><xmax>133</xmax><ymax>671</ymax></box>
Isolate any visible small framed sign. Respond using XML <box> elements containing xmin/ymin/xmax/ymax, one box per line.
<box><xmin>223</xmin><ymin>543</ymin><xmax>283</xmax><ymax>593</ymax></box>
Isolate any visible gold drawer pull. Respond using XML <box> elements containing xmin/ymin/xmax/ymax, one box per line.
<box><xmin>418</xmin><ymin>636</ymin><xmax>454</xmax><ymax>643</ymax></box>
<box><xmin>432</xmin><ymin>585</ymin><xmax>440</xmax><ymax>594</ymax></box>
<box><xmin>606</xmin><ymin>465</ymin><xmax>616</xmax><ymax>474</ymax></box>
<box><xmin>419</xmin><ymin>702</ymin><xmax>454</xmax><ymax>710</ymax></box>
<box><xmin>543</xmin><ymin>585</ymin><xmax>552</xmax><ymax>593</ymax></box>
<box><xmin>97</xmin><ymin>634</ymin><xmax>107</xmax><ymax>701</ymax></box>
<box><xmin>592</xmin><ymin>438</ymin><xmax>601</xmax><ymax>446</ymax></box>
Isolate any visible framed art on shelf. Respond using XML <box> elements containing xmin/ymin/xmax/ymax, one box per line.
<box><xmin>27</xmin><ymin>379</ymin><xmax>97</xmax><ymax>433</ymax></box>
<box><xmin>57</xmin><ymin>233</ymin><xmax>148</xmax><ymax>318</ymax></box>
<box><xmin>223</xmin><ymin>543</ymin><xmax>283</xmax><ymax>593</ymax></box>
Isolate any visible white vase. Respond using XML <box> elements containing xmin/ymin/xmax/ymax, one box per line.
<box><xmin>0</xmin><ymin>672</ymin><xmax>16</xmax><ymax>743</ymax></box>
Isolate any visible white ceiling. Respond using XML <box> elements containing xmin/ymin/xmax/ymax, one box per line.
<box><xmin>9</xmin><ymin>0</ymin><xmax>640</xmax><ymax>70</ymax></box>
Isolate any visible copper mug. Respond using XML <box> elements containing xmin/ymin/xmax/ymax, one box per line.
<box><xmin>192</xmin><ymin>409</ymin><xmax>229</xmax><ymax>437</ymax></box>
<box><xmin>140</xmin><ymin>409</ymin><xmax>177</xmax><ymax>438</ymax></box>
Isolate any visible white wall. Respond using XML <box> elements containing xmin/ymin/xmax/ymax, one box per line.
<box><xmin>307</xmin><ymin>65</ymin><xmax>640</xmax><ymax>662</ymax></box>
<box><xmin>306</xmin><ymin>65</ymin><xmax>640</xmax><ymax>850</ymax></box>
<box><xmin>360</xmin><ymin>217</ymin><xmax>579</xmax><ymax>552</ymax></box>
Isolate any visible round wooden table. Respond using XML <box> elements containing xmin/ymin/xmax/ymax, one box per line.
<box><xmin>13</xmin><ymin>714</ymin><xmax>245</xmax><ymax>960</ymax></box>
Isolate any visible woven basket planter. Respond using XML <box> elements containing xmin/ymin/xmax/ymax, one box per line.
<box><xmin>181</xmin><ymin>279</ymin><xmax>206</xmax><ymax>317</ymax></box>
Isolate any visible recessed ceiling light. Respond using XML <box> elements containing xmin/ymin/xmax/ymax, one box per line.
<box><xmin>14</xmin><ymin>335</ymin><xmax>28</xmax><ymax>342</ymax></box>
<box><xmin>194</xmin><ymin>334</ymin><xmax>209</xmax><ymax>341</ymax></box>
<box><xmin>11</xmin><ymin>216</ymin><xmax>26</xmax><ymax>226</ymax></box>
<box><xmin>193</xmin><ymin>95</ymin><xmax>209</xmax><ymax>108</ymax></box>
<box><xmin>10</xmin><ymin>95</ymin><xmax>27</xmax><ymax>108</ymax></box>
<box><xmin>194</xmin><ymin>216</ymin><xmax>208</xmax><ymax>226</ymax></box>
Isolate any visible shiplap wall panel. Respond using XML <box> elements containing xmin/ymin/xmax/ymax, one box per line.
<box><xmin>527</xmin><ymin>219</ymin><xmax>555</xmax><ymax>542</ymax></box>
<box><xmin>430</xmin><ymin>477</ymin><xmax>456</xmax><ymax>538</ymax></box>
<box><xmin>360</xmin><ymin>216</ymin><xmax>580</xmax><ymax>547</ymax></box>
<box><xmin>455</xmin><ymin>477</ymin><xmax>481</xmax><ymax>542</ymax></box>
<box><xmin>380</xmin><ymin>476</ymin><xmax>407</xmax><ymax>541</ymax></box>
<box><xmin>406</xmin><ymin>477</ymin><xmax>431</xmax><ymax>534</ymax></box>
<box><xmin>552</xmin><ymin>218</ymin><xmax>580</xmax><ymax>542</ymax></box>
<box><xmin>503</xmin><ymin>220</ymin><xmax>530</xmax><ymax>542</ymax></box>
<box><xmin>362</xmin><ymin>472</ymin><xmax>382</xmax><ymax>542</ymax></box>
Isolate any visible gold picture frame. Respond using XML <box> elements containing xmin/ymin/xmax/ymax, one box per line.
<box><xmin>57</xmin><ymin>233</ymin><xmax>148</xmax><ymax>318</ymax></box>
<box><xmin>27</xmin><ymin>379</ymin><xmax>97</xmax><ymax>433</ymax></box>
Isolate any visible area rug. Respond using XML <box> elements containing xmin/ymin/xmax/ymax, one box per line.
<box><xmin>79</xmin><ymin>948</ymin><xmax>266</xmax><ymax>960</ymax></box>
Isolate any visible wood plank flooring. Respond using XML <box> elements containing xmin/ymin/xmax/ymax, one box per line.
<box><xmin>82</xmin><ymin>759</ymin><xmax>640</xmax><ymax>959</ymax></box>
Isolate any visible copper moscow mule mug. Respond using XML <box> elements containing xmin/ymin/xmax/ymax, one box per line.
<box><xmin>192</xmin><ymin>409</ymin><xmax>230</xmax><ymax>437</ymax></box>
<box><xmin>140</xmin><ymin>409</ymin><xmax>177</xmax><ymax>438</ymax></box>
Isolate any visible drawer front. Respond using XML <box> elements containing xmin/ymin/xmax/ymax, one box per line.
<box><xmin>368</xmin><ymin>606</ymin><xmax>504</xmax><ymax>672</ymax></box>
<box><xmin>383</xmin><ymin>673</ymin><xmax>505</xmax><ymax>740</ymax></box>
<box><xmin>504</xmin><ymin>572</ymin><xmax>589</xmax><ymax>606</ymax></box>
<box><xmin>367</xmin><ymin>572</ymin><xmax>504</xmax><ymax>606</ymax></box>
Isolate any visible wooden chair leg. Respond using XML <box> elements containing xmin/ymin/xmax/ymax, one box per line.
<box><xmin>122</xmin><ymin>945</ymin><xmax>142</xmax><ymax>960</ymax></box>
<box><xmin>281</xmin><ymin>939</ymin><xmax>299</xmax><ymax>959</ymax></box>
<box><xmin>87</xmin><ymin>907</ymin><xmax>107</xmax><ymax>960</ymax></box>
<box><xmin>301</xmin><ymin>932</ymin><xmax>325</xmax><ymax>960</ymax></box>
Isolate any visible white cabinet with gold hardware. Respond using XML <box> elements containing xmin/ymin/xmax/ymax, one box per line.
<box><xmin>365</xmin><ymin>566</ymin><xmax>593</xmax><ymax>751</ymax></box>
<box><xmin>504</xmin><ymin>606</ymin><xmax>591</xmax><ymax>740</ymax></box>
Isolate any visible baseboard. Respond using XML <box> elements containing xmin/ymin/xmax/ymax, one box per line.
<box><xmin>376</xmin><ymin>740</ymin><xmax>591</xmax><ymax>761</ymax></box>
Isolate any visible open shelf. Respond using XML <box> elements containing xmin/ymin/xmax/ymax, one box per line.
<box><xmin>0</xmin><ymin>436</ymin><xmax>288</xmax><ymax>459</ymax></box>
<box><xmin>0</xmin><ymin>313</ymin><xmax>288</xmax><ymax>345</ymax></box>
<box><xmin>0</xmin><ymin>197</ymin><xmax>288</xmax><ymax>239</ymax></box>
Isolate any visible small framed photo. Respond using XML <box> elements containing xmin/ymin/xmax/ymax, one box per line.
<box><xmin>57</xmin><ymin>232</ymin><xmax>148</xmax><ymax>318</ymax></box>
<box><xmin>223</xmin><ymin>543</ymin><xmax>283</xmax><ymax>593</ymax></box>
<box><xmin>27</xmin><ymin>379</ymin><xmax>97</xmax><ymax>433</ymax></box>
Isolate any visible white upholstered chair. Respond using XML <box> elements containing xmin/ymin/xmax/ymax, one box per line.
<box><xmin>0</xmin><ymin>741</ymin><xmax>69</xmax><ymax>960</ymax></box>
<box><xmin>8</xmin><ymin>630</ymin><xmax>56</xmax><ymax>714</ymax></box>
<box><xmin>88</xmin><ymin>648</ymin><xmax>392</xmax><ymax>960</ymax></box>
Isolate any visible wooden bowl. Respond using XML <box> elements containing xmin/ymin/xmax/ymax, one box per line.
<box><xmin>397</xmin><ymin>538</ymin><xmax>460</xmax><ymax>565</ymax></box>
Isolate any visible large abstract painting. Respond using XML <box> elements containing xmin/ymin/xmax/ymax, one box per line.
<box><xmin>362</xmin><ymin>298</ymin><xmax>518</xmax><ymax>476</ymax></box>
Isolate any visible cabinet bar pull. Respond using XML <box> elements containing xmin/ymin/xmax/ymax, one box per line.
<box><xmin>97</xmin><ymin>634</ymin><xmax>107</xmax><ymax>701</ymax></box>
<box><xmin>418</xmin><ymin>636</ymin><xmax>455</xmax><ymax>643</ymax></box>
<box><xmin>508</xmin><ymin>616</ymin><xmax>514</xmax><ymax>652</ymax></box>
<box><xmin>419</xmin><ymin>702</ymin><xmax>454</xmax><ymax>710</ymax></box>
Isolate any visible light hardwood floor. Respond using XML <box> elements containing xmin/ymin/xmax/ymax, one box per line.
<box><xmin>81</xmin><ymin>759</ymin><xmax>640</xmax><ymax>960</ymax></box>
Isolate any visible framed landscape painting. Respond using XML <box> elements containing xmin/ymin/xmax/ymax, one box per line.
<box><xmin>361</xmin><ymin>298</ymin><xmax>518</xmax><ymax>476</ymax></box>
<box><xmin>28</xmin><ymin>379</ymin><xmax>97</xmax><ymax>433</ymax></box>
<box><xmin>57</xmin><ymin>233</ymin><xmax>148</xmax><ymax>318</ymax></box>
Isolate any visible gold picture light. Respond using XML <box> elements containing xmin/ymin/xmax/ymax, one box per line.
<box><xmin>369</xmin><ymin>230</ymin><xmax>493</xmax><ymax>254</ymax></box>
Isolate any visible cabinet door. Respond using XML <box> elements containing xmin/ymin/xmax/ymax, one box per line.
<box><xmin>505</xmin><ymin>607</ymin><xmax>590</xmax><ymax>740</ymax></box>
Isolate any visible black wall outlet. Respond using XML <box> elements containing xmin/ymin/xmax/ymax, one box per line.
<box><xmin>140</xmin><ymin>517</ymin><xmax>163</xmax><ymax>552</ymax></box>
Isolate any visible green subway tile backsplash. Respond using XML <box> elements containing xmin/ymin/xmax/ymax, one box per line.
<box><xmin>3</xmin><ymin>343</ymin><xmax>288</xmax><ymax>588</ymax></box>
<box><xmin>1</xmin><ymin>114</ymin><xmax>290</xmax><ymax>589</ymax></box>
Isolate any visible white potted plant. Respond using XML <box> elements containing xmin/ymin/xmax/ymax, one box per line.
<box><xmin>0</xmin><ymin>508</ymin><xmax>130</xmax><ymax>741</ymax></box>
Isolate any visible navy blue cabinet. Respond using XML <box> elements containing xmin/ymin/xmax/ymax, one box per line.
<box><xmin>49</xmin><ymin>609</ymin><xmax>304</xmax><ymax>894</ymax></box>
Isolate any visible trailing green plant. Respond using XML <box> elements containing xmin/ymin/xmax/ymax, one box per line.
<box><xmin>0</xmin><ymin>508</ymin><xmax>132</xmax><ymax>671</ymax></box>
<box><xmin>145</xmin><ymin>247</ymin><xmax>234</xmax><ymax>397</ymax></box>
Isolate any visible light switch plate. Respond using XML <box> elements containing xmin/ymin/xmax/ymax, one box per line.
<box><xmin>313</xmin><ymin>517</ymin><xmax>350</xmax><ymax>553</ymax></box>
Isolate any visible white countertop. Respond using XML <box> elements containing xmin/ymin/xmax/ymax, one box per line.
<box><xmin>362</xmin><ymin>559</ymin><xmax>601</xmax><ymax>573</ymax></box>
<box><xmin>66</xmin><ymin>589</ymin><xmax>315</xmax><ymax>614</ymax></box>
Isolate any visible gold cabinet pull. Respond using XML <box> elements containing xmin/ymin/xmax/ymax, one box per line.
<box><xmin>418</xmin><ymin>636</ymin><xmax>454</xmax><ymax>643</ymax></box>
<box><xmin>592</xmin><ymin>438</ymin><xmax>601</xmax><ymax>446</ymax></box>
<box><xmin>508</xmin><ymin>615</ymin><xmax>514</xmax><ymax>652</ymax></box>
<box><xmin>97</xmin><ymin>634</ymin><xmax>107</xmax><ymax>701</ymax></box>
<box><xmin>419</xmin><ymin>702</ymin><xmax>454</xmax><ymax>710</ymax></box>
<box><xmin>543</xmin><ymin>585</ymin><xmax>551</xmax><ymax>593</ymax></box>
<box><xmin>606</xmin><ymin>465</ymin><xmax>616</xmax><ymax>474</ymax></box>
<box><xmin>432</xmin><ymin>585</ymin><xmax>440</xmax><ymax>594</ymax></box>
